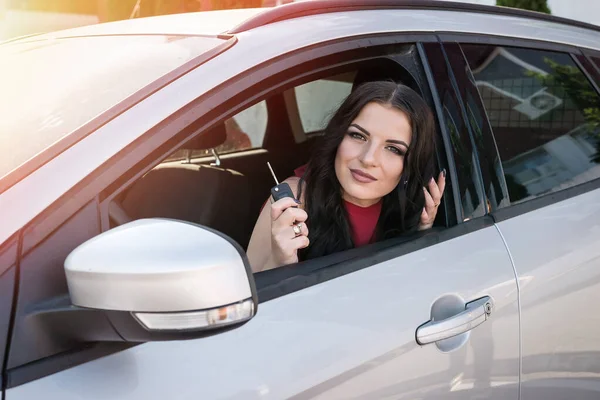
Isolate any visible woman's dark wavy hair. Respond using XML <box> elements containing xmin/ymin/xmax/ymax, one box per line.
<box><xmin>298</xmin><ymin>81</ymin><xmax>436</xmax><ymax>261</ymax></box>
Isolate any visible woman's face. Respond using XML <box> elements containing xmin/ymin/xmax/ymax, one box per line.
<box><xmin>334</xmin><ymin>101</ymin><xmax>412</xmax><ymax>207</ymax></box>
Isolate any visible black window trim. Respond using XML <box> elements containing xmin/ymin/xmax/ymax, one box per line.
<box><xmin>417</xmin><ymin>42</ymin><xmax>463</xmax><ymax>224</ymax></box>
<box><xmin>420</xmin><ymin>41</ymin><xmax>488</xmax><ymax>222</ymax></box>
<box><xmin>439</xmin><ymin>39</ymin><xmax>512</xmax><ymax>215</ymax></box>
<box><xmin>452</xmin><ymin>40</ymin><xmax>511</xmax><ymax>213</ymax></box>
<box><xmin>437</xmin><ymin>38</ymin><xmax>488</xmax><ymax>218</ymax></box>
<box><xmin>581</xmin><ymin>49</ymin><xmax>600</xmax><ymax>77</ymax></box>
<box><xmin>492</xmin><ymin>178</ymin><xmax>600</xmax><ymax>223</ymax></box>
<box><xmin>438</xmin><ymin>32</ymin><xmax>600</xmax><ymax>223</ymax></box>
<box><xmin>437</xmin><ymin>32</ymin><xmax>586</xmax><ymax>55</ymax></box>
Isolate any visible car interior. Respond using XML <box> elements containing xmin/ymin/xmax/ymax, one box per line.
<box><xmin>107</xmin><ymin>56</ymin><xmax>450</xmax><ymax>256</ymax></box>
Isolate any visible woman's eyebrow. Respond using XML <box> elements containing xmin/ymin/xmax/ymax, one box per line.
<box><xmin>350</xmin><ymin>123</ymin><xmax>410</xmax><ymax>149</ymax></box>
<box><xmin>350</xmin><ymin>123</ymin><xmax>371</xmax><ymax>137</ymax></box>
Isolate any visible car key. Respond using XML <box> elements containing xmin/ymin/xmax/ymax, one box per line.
<box><xmin>267</xmin><ymin>162</ymin><xmax>297</xmax><ymax>204</ymax></box>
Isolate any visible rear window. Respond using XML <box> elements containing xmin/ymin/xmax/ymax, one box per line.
<box><xmin>0</xmin><ymin>35</ymin><xmax>225</xmax><ymax>181</ymax></box>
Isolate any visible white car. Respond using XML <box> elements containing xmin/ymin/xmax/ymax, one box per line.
<box><xmin>1</xmin><ymin>1</ymin><xmax>600</xmax><ymax>399</ymax></box>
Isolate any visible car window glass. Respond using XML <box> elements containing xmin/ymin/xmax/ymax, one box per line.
<box><xmin>165</xmin><ymin>100</ymin><xmax>268</xmax><ymax>161</ymax></box>
<box><xmin>0</xmin><ymin>35</ymin><xmax>225</xmax><ymax>181</ymax></box>
<box><xmin>295</xmin><ymin>77</ymin><xmax>353</xmax><ymax>133</ymax></box>
<box><xmin>462</xmin><ymin>44</ymin><xmax>600</xmax><ymax>204</ymax></box>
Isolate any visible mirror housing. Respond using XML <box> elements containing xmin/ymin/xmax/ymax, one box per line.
<box><xmin>61</xmin><ymin>219</ymin><xmax>257</xmax><ymax>342</ymax></box>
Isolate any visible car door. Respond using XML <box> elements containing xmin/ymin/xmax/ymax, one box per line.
<box><xmin>8</xmin><ymin>224</ymin><xmax>519</xmax><ymax>400</ymax></box>
<box><xmin>4</xmin><ymin>37</ymin><xmax>520</xmax><ymax>399</ymax></box>
<box><xmin>452</xmin><ymin>37</ymin><xmax>600</xmax><ymax>398</ymax></box>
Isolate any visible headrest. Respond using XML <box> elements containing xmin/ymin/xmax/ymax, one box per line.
<box><xmin>185</xmin><ymin>123</ymin><xmax>227</xmax><ymax>151</ymax></box>
<box><xmin>352</xmin><ymin>61</ymin><xmax>419</xmax><ymax>94</ymax></box>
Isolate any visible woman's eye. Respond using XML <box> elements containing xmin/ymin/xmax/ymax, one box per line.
<box><xmin>348</xmin><ymin>131</ymin><xmax>366</xmax><ymax>141</ymax></box>
<box><xmin>386</xmin><ymin>146</ymin><xmax>406</xmax><ymax>156</ymax></box>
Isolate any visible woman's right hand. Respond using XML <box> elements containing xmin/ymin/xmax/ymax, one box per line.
<box><xmin>270</xmin><ymin>197</ymin><xmax>309</xmax><ymax>266</ymax></box>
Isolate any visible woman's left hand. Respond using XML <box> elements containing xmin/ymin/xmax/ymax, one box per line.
<box><xmin>419</xmin><ymin>169</ymin><xmax>446</xmax><ymax>231</ymax></box>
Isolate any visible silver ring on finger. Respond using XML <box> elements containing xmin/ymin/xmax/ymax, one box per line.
<box><xmin>293</xmin><ymin>223</ymin><xmax>303</xmax><ymax>237</ymax></box>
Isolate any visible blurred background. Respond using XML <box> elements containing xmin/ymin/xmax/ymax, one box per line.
<box><xmin>0</xmin><ymin>0</ymin><xmax>599</xmax><ymax>42</ymax></box>
<box><xmin>0</xmin><ymin>0</ymin><xmax>293</xmax><ymax>40</ymax></box>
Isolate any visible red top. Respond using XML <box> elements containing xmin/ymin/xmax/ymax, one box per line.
<box><xmin>294</xmin><ymin>165</ymin><xmax>381</xmax><ymax>247</ymax></box>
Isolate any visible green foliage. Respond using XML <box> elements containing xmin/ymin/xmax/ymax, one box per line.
<box><xmin>528</xmin><ymin>59</ymin><xmax>600</xmax><ymax>163</ymax></box>
<box><xmin>496</xmin><ymin>0</ymin><xmax>551</xmax><ymax>14</ymax></box>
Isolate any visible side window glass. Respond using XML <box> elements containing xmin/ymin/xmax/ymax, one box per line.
<box><xmin>462</xmin><ymin>45</ymin><xmax>600</xmax><ymax>204</ymax></box>
<box><xmin>294</xmin><ymin>76</ymin><xmax>353</xmax><ymax>133</ymax></box>
<box><xmin>165</xmin><ymin>100</ymin><xmax>268</xmax><ymax>161</ymax></box>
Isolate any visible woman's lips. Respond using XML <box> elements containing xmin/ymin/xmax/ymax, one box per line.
<box><xmin>350</xmin><ymin>168</ymin><xmax>377</xmax><ymax>183</ymax></box>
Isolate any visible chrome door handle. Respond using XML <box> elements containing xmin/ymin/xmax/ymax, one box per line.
<box><xmin>416</xmin><ymin>296</ymin><xmax>493</xmax><ymax>345</ymax></box>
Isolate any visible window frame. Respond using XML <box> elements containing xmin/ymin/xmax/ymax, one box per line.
<box><xmin>98</xmin><ymin>34</ymin><xmax>459</xmax><ymax>233</ymax></box>
<box><xmin>439</xmin><ymin>33</ymin><xmax>600</xmax><ymax>222</ymax></box>
<box><xmin>105</xmin><ymin>39</ymin><xmax>460</xmax><ymax>282</ymax></box>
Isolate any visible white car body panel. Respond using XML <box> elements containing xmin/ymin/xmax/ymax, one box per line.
<box><xmin>496</xmin><ymin>188</ymin><xmax>600</xmax><ymax>399</ymax></box>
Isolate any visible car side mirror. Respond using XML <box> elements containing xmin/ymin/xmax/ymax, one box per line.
<box><xmin>62</xmin><ymin>218</ymin><xmax>257</xmax><ymax>342</ymax></box>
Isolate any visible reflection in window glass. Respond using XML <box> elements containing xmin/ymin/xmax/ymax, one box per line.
<box><xmin>462</xmin><ymin>44</ymin><xmax>600</xmax><ymax>204</ymax></box>
<box><xmin>295</xmin><ymin>79</ymin><xmax>353</xmax><ymax>132</ymax></box>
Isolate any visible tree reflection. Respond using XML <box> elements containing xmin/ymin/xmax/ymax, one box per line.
<box><xmin>528</xmin><ymin>58</ymin><xmax>600</xmax><ymax>163</ymax></box>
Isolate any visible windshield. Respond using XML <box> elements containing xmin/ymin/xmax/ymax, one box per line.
<box><xmin>0</xmin><ymin>34</ymin><xmax>225</xmax><ymax>182</ymax></box>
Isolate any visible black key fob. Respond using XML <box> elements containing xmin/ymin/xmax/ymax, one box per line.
<box><xmin>271</xmin><ymin>182</ymin><xmax>296</xmax><ymax>203</ymax></box>
<box><xmin>267</xmin><ymin>162</ymin><xmax>297</xmax><ymax>205</ymax></box>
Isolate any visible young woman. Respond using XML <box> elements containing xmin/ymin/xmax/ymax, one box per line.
<box><xmin>248</xmin><ymin>81</ymin><xmax>446</xmax><ymax>272</ymax></box>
